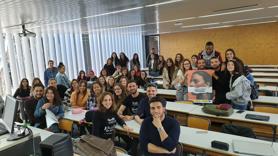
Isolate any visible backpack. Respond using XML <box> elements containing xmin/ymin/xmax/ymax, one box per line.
<box><xmin>74</xmin><ymin>135</ymin><xmax>116</xmax><ymax>156</ymax></box>
<box><xmin>202</xmin><ymin>104</ymin><xmax>234</xmax><ymax>116</ymax></box>
<box><xmin>245</xmin><ymin>73</ymin><xmax>259</xmax><ymax>100</ymax></box>
<box><xmin>250</xmin><ymin>82</ymin><xmax>259</xmax><ymax>100</ymax></box>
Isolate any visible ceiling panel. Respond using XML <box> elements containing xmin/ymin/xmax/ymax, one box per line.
<box><xmin>0</xmin><ymin>0</ymin><xmax>277</xmax><ymax>35</ymax></box>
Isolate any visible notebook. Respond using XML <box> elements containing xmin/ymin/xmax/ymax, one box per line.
<box><xmin>232</xmin><ymin>140</ymin><xmax>276</xmax><ymax>156</ymax></box>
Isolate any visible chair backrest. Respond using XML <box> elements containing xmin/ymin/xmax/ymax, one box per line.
<box><xmin>187</xmin><ymin>116</ymin><xmax>210</xmax><ymax>130</ymax></box>
<box><xmin>59</xmin><ymin>119</ymin><xmax>73</xmax><ymax>132</ymax></box>
<box><xmin>175</xmin><ymin>143</ymin><xmax>183</xmax><ymax>156</ymax></box>
<box><xmin>254</xmin><ymin>106</ymin><xmax>278</xmax><ymax>114</ymax></box>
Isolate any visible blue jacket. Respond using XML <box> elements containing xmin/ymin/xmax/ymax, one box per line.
<box><xmin>34</xmin><ymin>98</ymin><xmax>64</xmax><ymax>120</ymax></box>
<box><xmin>44</xmin><ymin>67</ymin><xmax>58</xmax><ymax>86</ymax></box>
<box><xmin>55</xmin><ymin>72</ymin><xmax>71</xmax><ymax>88</ymax></box>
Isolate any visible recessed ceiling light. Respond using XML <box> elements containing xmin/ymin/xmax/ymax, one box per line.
<box><xmin>181</xmin><ymin>22</ymin><xmax>219</xmax><ymax>28</ymax></box>
<box><xmin>145</xmin><ymin>0</ymin><xmax>183</xmax><ymax>7</ymax></box>
<box><xmin>222</xmin><ymin>16</ymin><xmax>273</xmax><ymax>24</ymax></box>
<box><xmin>237</xmin><ymin>20</ymin><xmax>276</xmax><ymax>26</ymax></box>
<box><xmin>174</xmin><ymin>22</ymin><xmax>183</xmax><ymax>26</ymax></box>
<box><xmin>268</xmin><ymin>5</ymin><xmax>278</xmax><ymax>9</ymax></box>
<box><xmin>199</xmin><ymin>8</ymin><xmax>264</xmax><ymax>18</ymax></box>
<box><xmin>203</xmin><ymin>25</ymin><xmax>233</xmax><ymax>30</ymax></box>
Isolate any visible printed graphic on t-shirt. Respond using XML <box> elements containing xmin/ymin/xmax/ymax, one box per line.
<box><xmin>131</xmin><ymin>101</ymin><xmax>139</xmax><ymax>114</ymax></box>
<box><xmin>104</xmin><ymin>117</ymin><xmax>116</xmax><ymax>135</ymax></box>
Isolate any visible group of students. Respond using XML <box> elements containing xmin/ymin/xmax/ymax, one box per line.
<box><xmin>159</xmin><ymin>41</ymin><xmax>253</xmax><ymax>110</ymax></box>
<box><xmin>14</xmin><ymin>61</ymin><xmax>180</xmax><ymax>155</ymax></box>
<box><xmin>11</xmin><ymin>41</ymin><xmax>254</xmax><ymax>155</ymax></box>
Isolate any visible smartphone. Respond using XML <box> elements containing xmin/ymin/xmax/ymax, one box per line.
<box><xmin>236</xmin><ymin>110</ymin><xmax>245</xmax><ymax>113</ymax></box>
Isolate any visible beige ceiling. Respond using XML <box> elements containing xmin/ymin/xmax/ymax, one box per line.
<box><xmin>0</xmin><ymin>0</ymin><xmax>278</xmax><ymax>35</ymax></box>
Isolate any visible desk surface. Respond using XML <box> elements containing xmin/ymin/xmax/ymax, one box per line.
<box><xmin>190</xmin><ymin>106</ymin><xmax>278</xmax><ymax>126</ymax></box>
<box><xmin>252</xmin><ymin>72</ymin><xmax>278</xmax><ymax>77</ymax></box>
<box><xmin>254</xmin><ymin>78</ymin><xmax>278</xmax><ymax>83</ymax></box>
<box><xmin>116</xmin><ymin>120</ymin><xmax>278</xmax><ymax>156</ymax></box>
<box><xmin>252</xmin><ymin>69</ymin><xmax>278</xmax><ymax>72</ymax></box>
<box><xmin>249</xmin><ymin>65</ymin><xmax>278</xmax><ymax>68</ymax></box>
<box><xmin>259</xmin><ymin>86</ymin><xmax>278</xmax><ymax>92</ymax></box>
<box><xmin>0</xmin><ymin>124</ymin><xmax>53</xmax><ymax>151</ymax></box>
<box><xmin>252</xmin><ymin>96</ymin><xmax>278</xmax><ymax>105</ymax></box>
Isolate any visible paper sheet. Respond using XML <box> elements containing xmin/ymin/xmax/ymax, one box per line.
<box><xmin>45</xmin><ymin>109</ymin><xmax>58</xmax><ymax>128</ymax></box>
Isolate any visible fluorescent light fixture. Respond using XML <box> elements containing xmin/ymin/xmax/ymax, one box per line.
<box><xmin>174</xmin><ymin>22</ymin><xmax>183</xmax><ymax>26</ymax></box>
<box><xmin>181</xmin><ymin>22</ymin><xmax>219</xmax><ymax>28</ymax></box>
<box><xmin>145</xmin><ymin>0</ymin><xmax>183</xmax><ymax>7</ymax></box>
<box><xmin>83</xmin><ymin>6</ymin><xmax>143</xmax><ymax>19</ymax></box>
<box><xmin>199</xmin><ymin>8</ymin><xmax>264</xmax><ymax>18</ymax></box>
<box><xmin>237</xmin><ymin>20</ymin><xmax>276</xmax><ymax>26</ymax></box>
<box><xmin>159</xmin><ymin>17</ymin><xmax>196</xmax><ymax>24</ymax></box>
<box><xmin>268</xmin><ymin>5</ymin><xmax>278</xmax><ymax>9</ymax></box>
<box><xmin>222</xmin><ymin>16</ymin><xmax>273</xmax><ymax>24</ymax></box>
<box><xmin>203</xmin><ymin>25</ymin><xmax>233</xmax><ymax>30</ymax></box>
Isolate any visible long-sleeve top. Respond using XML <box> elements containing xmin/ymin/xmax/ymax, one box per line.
<box><xmin>55</xmin><ymin>72</ymin><xmax>71</xmax><ymax>88</ymax></box>
<box><xmin>91</xmin><ymin>110</ymin><xmax>126</xmax><ymax>139</ymax></box>
<box><xmin>136</xmin><ymin>97</ymin><xmax>151</xmax><ymax>119</ymax></box>
<box><xmin>226</xmin><ymin>75</ymin><xmax>251</xmax><ymax>105</ymax></box>
<box><xmin>24</xmin><ymin>96</ymin><xmax>40</xmax><ymax>126</ymax></box>
<box><xmin>139</xmin><ymin>116</ymin><xmax>180</xmax><ymax>156</ymax></box>
<box><xmin>44</xmin><ymin>67</ymin><xmax>58</xmax><ymax>86</ymax></box>
<box><xmin>63</xmin><ymin>88</ymin><xmax>73</xmax><ymax>107</ymax></box>
<box><xmin>212</xmin><ymin>70</ymin><xmax>230</xmax><ymax>104</ymax></box>
<box><xmin>13</xmin><ymin>87</ymin><xmax>31</xmax><ymax>98</ymax></box>
<box><xmin>104</xmin><ymin>64</ymin><xmax>116</xmax><ymax>76</ymax></box>
<box><xmin>70</xmin><ymin>90</ymin><xmax>90</xmax><ymax>108</ymax></box>
<box><xmin>34</xmin><ymin>98</ymin><xmax>64</xmax><ymax>122</ymax></box>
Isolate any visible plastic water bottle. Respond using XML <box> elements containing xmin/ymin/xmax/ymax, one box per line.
<box><xmin>87</xmin><ymin>101</ymin><xmax>93</xmax><ymax>110</ymax></box>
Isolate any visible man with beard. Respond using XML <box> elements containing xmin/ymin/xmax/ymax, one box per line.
<box><xmin>24</xmin><ymin>84</ymin><xmax>45</xmax><ymax>126</ymax></box>
<box><xmin>117</xmin><ymin>80</ymin><xmax>147</xmax><ymax>123</ymax></box>
<box><xmin>117</xmin><ymin>80</ymin><xmax>146</xmax><ymax>155</ymax></box>
<box><xmin>211</xmin><ymin>57</ymin><xmax>230</xmax><ymax>104</ymax></box>
<box><xmin>135</xmin><ymin>83</ymin><xmax>161</xmax><ymax>125</ymax></box>
<box><xmin>139</xmin><ymin>96</ymin><xmax>180</xmax><ymax>156</ymax></box>
<box><xmin>197</xmin><ymin>58</ymin><xmax>207</xmax><ymax>70</ymax></box>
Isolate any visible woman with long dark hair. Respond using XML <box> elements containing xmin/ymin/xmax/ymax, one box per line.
<box><xmin>70</xmin><ymin>80</ymin><xmax>90</xmax><ymax>109</ymax></box>
<box><xmin>77</xmin><ymin>70</ymin><xmax>88</xmax><ymax>81</ymax></box>
<box><xmin>119</xmin><ymin>52</ymin><xmax>129</xmax><ymax>68</ymax></box>
<box><xmin>130</xmin><ymin>53</ymin><xmax>140</xmax><ymax>70</ymax></box>
<box><xmin>111</xmin><ymin>52</ymin><xmax>120</xmax><ymax>67</ymax></box>
<box><xmin>226</xmin><ymin>60</ymin><xmax>251</xmax><ymax>110</ymax></box>
<box><xmin>162</xmin><ymin>58</ymin><xmax>178</xmax><ymax>89</ymax></box>
<box><xmin>14</xmin><ymin>78</ymin><xmax>31</xmax><ymax>98</ymax></box>
<box><xmin>34</xmin><ymin>86</ymin><xmax>64</xmax><ymax>132</ymax></box>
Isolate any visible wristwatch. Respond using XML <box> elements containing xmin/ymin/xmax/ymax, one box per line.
<box><xmin>157</xmin><ymin>127</ymin><xmax>163</xmax><ymax>133</ymax></box>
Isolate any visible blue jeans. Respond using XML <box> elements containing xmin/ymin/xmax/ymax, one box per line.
<box><xmin>232</xmin><ymin>103</ymin><xmax>247</xmax><ymax>110</ymax></box>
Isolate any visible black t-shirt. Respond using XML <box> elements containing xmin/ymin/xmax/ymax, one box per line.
<box><xmin>123</xmin><ymin>92</ymin><xmax>146</xmax><ymax>115</ymax></box>
<box><xmin>91</xmin><ymin>110</ymin><xmax>125</xmax><ymax>139</ymax></box>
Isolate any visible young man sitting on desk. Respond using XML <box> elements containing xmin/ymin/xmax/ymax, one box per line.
<box><xmin>140</xmin><ymin>96</ymin><xmax>180</xmax><ymax>156</ymax></box>
<box><xmin>135</xmin><ymin>83</ymin><xmax>158</xmax><ymax>125</ymax></box>
<box><xmin>117</xmin><ymin>80</ymin><xmax>146</xmax><ymax>155</ymax></box>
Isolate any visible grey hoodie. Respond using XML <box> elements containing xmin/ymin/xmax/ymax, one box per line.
<box><xmin>226</xmin><ymin>75</ymin><xmax>251</xmax><ymax>105</ymax></box>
